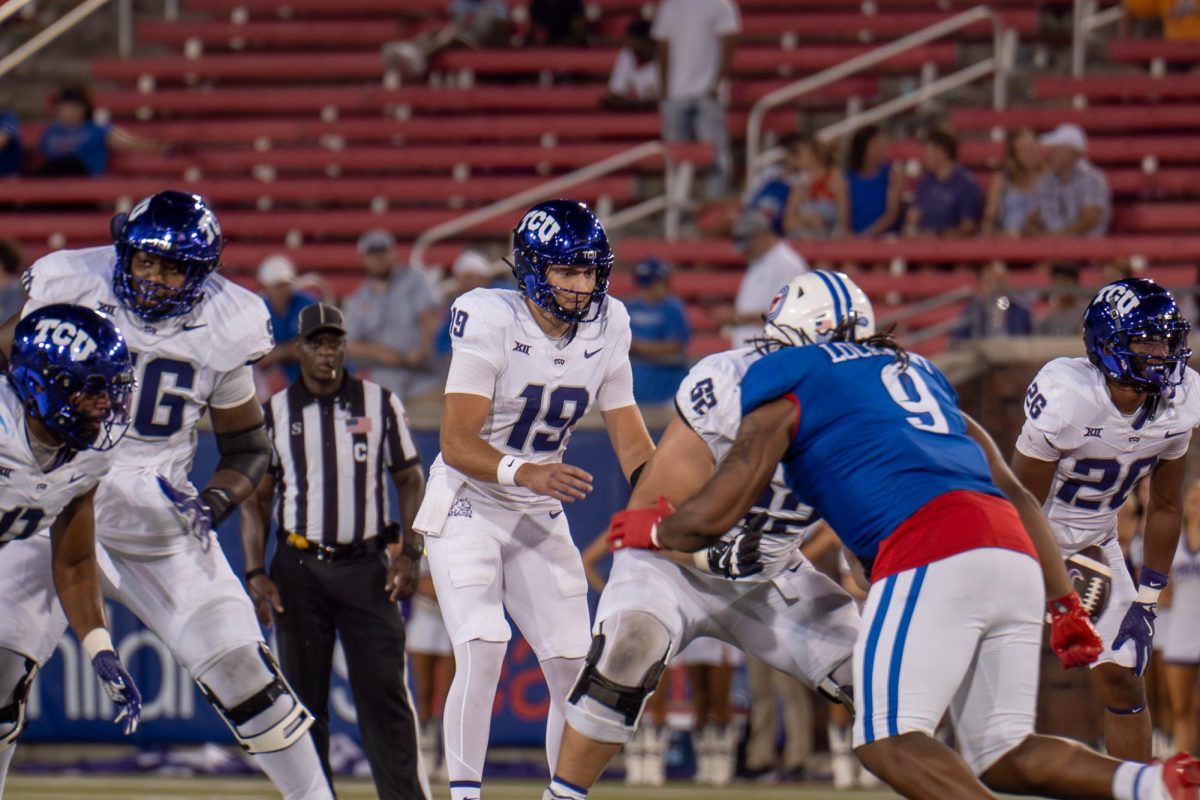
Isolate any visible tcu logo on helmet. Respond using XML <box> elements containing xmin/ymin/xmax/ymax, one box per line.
<box><xmin>1095</xmin><ymin>284</ymin><xmax>1141</xmax><ymax>316</ymax></box>
<box><xmin>517</xmin><ymin>209</ymin><xmax>562</xmax><ymax>244</ymax></box>
<box><xmin>31</xmin><ymin>318</ymin><xmax>99</xmax><ymax>361</ymax></box>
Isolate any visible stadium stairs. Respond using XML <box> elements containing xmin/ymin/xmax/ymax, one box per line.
<box><xmin>3</xmin><ymin>0</ymin><xmax>1199</xmax><ymax>356</ymax></box>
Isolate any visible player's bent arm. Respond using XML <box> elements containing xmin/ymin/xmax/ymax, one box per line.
<box><xmin>49</xmin><ymin>487</ymin><xmax>107</xmax><ymax>639</ymax></box>
<box><xmin>1010</xmin><ymin>450</ymin><xmax>1058</xmax><ymax>505</ymax></box>
<box><xmin>239</xmin><ymin>471</ymin><xmax>277</xmax><ymax>575</ymax></box>
<box><xmin>441</xmin><ymin>392</ymin><xmax>593</xmax><ymax>501</ymax></box>
<box><xmin>601</xmin><ymin>404</ymin><xmax>655</xmax><ymax>483</ymax></box>
<box><xmin>1141</xmin><ymin>455</ymin><xmax>1187</xmax><ymax>575</ymax></box>
<box><xmin>206</xmin><ymin>398</ymin><xmax>272</xmax><ymax>521</ymax></box>
<box><xmin>965</xmin><ymin>415</ymin><xmax>1072</xmax><ymax>598</ymax></box>
<box><xmin>390</xmin><ymin>463</ymin><xmax>426</xmax><ymax>538</ymax></box>
<box><xmin>656</xmin><ymin>398</ymin><xmax>793</xmax><ymax>552</ymax></box>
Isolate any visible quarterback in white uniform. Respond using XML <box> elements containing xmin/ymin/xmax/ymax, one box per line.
<box><xmin>413</xmin><ymin>200</ymin><xmax>654</xmax><ymax>800</ymax></box>
<box><xmin>545</xmin><ymin>305</ymin><xmax>860</xmax><ymax>800</ymax></box>
<box><xmin>1014</xmin><ymin>278</ymin><xmax>1200</xmax><ymax>762</ymax></box>
<box><xmin>0</xmin><ymin>305</ymin><xmax>143</xmax><ymax>793</ymax></box>
<box><xmin>0</xmin><ymin>192</ymin><xmax>331</xmax><ymax>799</ymax></box>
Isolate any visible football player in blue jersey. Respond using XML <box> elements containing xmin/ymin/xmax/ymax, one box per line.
<box><xmin>609</xmin><ymin>271</ymin><xmax>1200</xmax><ymax>800</ymax></box>
<box><xmin>0</xmin><ymin>305</ymin><xmax>142</xmax><ymax>792</ymax></box>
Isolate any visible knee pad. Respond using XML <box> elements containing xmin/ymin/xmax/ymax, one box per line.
<box><xmin>565</xmin><ymin>613</ymin><xmax>671</xmax><ymax>744</ymax></box>
<box><xmin>196</xmin><ymin>643</ymin><xmax>313</xmax><ymax>754</ymax></box>
<box><xmin>0</xmin><ymin>651</ymin><xmax>37</xmax><ymax>750</ymax></box>
<box><xmin>817</xmin><ymin>658</ymin><xmax>856</xmax><ymax>716</ymax></box>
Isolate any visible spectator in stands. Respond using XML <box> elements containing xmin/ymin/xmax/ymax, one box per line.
<box><xmin>782</xmin><ymin>135</ymin><xmax>843</xmax><ymax>240</ymax></box>
<box><xmin>1125</xmin><ymin>0</ymin><xmax>1200</xmax><ymax>40</ymax></box>
<box><xmin>905</xmin><ymin>125</ymin><xmax>985</xmax><ymax>238</ymax></box>
<box><xmin>1036</xmin><ymin>263</ymin><xmax>1085</xmax><ymax>336</ymax></box>
<box><xmin>841</xmin><ymin>124</ymin><xmax>903</xmax><ymax>238</ymax></box>
<box><xmin>36</xmin><ymin>86</ymin><xmax>160</xmax><ymax>176</ymax></box>
<box><xmin>1101</xmin><ymin>258</ymin><xmax>1135</xmax><ymax>284</ymax></box>
<box><xmin>720</xmin><ymin>209</ymin><xmax>809</xmax><ymax>347</ymax></box>
<box><xmin>528</xmin><ymin>0</ymin><xmax>587</xmax><ymax>45</ymax></box>
<box><xmin>448</xmin><ymin>0</ymin><xmax>508</xmax><ymax>45</ymax></box>
<box><xmin>0</xmin><ymin>111</ymin><xmax>20</xmax><ymax>177</ymax></box>
<box><xmin>1024</xmin><ymin>123</ymin><xmax>1111</xmax><ymax>238</ymax></box>
<box><xmin>653</xmin><ymin>0</ymin><xmax>740</xmax><ymax>199</ymax></box>
<box><xmin>625</xmin><ymin>258</ymin><xmax>690</xmax><ymax>406</ymax></box>
<box><xmin>0</xmin><ymin>239</ymin><xmax>25</xmax><ymax>323</ymax></box>
<box><xmin>602</xmin><ymin>19</ymin><xmax>659</xmax><ymax>109</ymax></box>
<box><xmin>982</xmin><ymin>127</ymin><xmax>1043</xmax><ymax>236</ymax></box>
<box><xmin>344</xmin><ymin>229</ymin><xmax>443</xmax><ymax>400</ymax></box>
<box><xmin>952</xmin><ymin>260</ymin><xmax>1033</xmax><ymax>340</ymax></box>
<box><xmin>254</xmin><ymin>255</ymin><xmax>317</xmax><ymax>386</ymax></box>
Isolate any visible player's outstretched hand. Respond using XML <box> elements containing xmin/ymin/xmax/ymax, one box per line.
<box><xmin>157</xmin><ymin>476</ymin><xmax>214</xmax><ymax>550</ymax></box>
<box><xmin>91</xmin><ymin>650</ymin><xmax>142</xmax><ymax>735</ymax></box>
<box><xmin>248</xmin><ymin>573</ymin><xmax>285</xmax><ymax>627</ymax></box>
<box><xmin>517</xmin><ymin>462</ymin><xmax>594</xmax><ymax>503</ymax></box>
<box><xmin>1112</xmin><ymin>600</ymin><xmax>1158</xmax><ymax>677</ymax></box>
<box><xmin>607</xmin><ymin>496</ymin><xmax>675</xmax><ymax>552</ymax></box>
<box><xmin>1048</xmin><ymin>592</ymin><xmax>1104</xmax><ymax>669</ymax></box>
<box><xmin>706</xmin><ymin>512</ymin><xmax>767</xmax><ymax>578</ymax></box>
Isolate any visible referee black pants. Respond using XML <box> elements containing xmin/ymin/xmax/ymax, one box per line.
<box><xmin>272</xmin><ymin>541</ymin><xmax>426</xmax><ymax>799</ymax></box>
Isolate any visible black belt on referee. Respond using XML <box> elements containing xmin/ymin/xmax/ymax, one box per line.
<box><xmin>284</xmin><ymin>532</ymin><xmax>384</xmax><ymax>562</ymax></box>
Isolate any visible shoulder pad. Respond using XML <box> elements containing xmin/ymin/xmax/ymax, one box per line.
<box><xmin>22</xmin><ymin>247</ymin><xmax>114</xmax><ymax>308</ymax></box>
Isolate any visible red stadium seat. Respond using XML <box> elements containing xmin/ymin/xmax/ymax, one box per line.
<box><xmin>1107</xmin><ymin>39</ymin><xmax>1200</xmax><ymax>65</ymax></box>
<box><xmin>950</xmin><ymin>105</ymin><xmax>1200</xmax><ymax>133</ymax></box>
<box><xmin>136</xmin><ymin>19</ymin><xmax>404</xmax><ymax>49</ymax></box>
<box><xmin>737</xmin><ymin>9</ymin><xmax>1038</xmax><ymax>39</ymax></box>
<box><xmin>182</xmin><ymin>0</ymin><xmax>445</xmax><ymax>17</ymax></box>
<box><xmin>1035</xmin><ymin>75</ymin><xmax>1200</xmax><ymax>101</ymax></box>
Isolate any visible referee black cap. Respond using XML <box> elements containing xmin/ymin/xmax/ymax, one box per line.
<box><xmin>298</xmin><ymin>303</ymin><xmax>347</xmax><ymax>340</ymax></box>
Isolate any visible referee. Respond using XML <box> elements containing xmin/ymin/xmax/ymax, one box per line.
<box><xmin>240</xmin><ymin>303</ymin><xmax>430</xmax><ymax>800</ymax></box>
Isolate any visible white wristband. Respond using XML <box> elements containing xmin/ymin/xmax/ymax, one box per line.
<box><xmin>496</xmin><ymin>456</ymin><xmax>528</xmax><ymax>487</ymax></box>
<box><xmin>82</xmin><ymin>628</ymin><xmax>114</xmax><ymax>661</ymax></box>
<box><xmin>1136</xmin><ymin>585</ymin><xmax>1163</xmax><ymax>604</ymax></box>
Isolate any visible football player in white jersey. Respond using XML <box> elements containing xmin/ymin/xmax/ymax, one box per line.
<box><xmin>412</xmin><ymin>200</ymin><xmax>655</xmax><ymax>800</ymax></box>
<box><xmin>0</xmin><ymin>304</ymin><xmax>143</xmax><ymax>793</ymax></box>
<box><xmin>1013</xmin><ymin>277</ymin><xmax>1200</xmax><ymax>761</ymax></box>
<box><xmin>0</xmin><ymin>192</ymin><xmax>331</xmax><ymax>799</ymax></box>
<box><xmin>543</xmin><ymin>275</ymin><xmax>860</xmax><ymax>800</ymax></box>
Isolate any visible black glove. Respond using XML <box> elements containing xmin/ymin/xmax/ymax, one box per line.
<box><xmin>705</xmin><ymin>512</ymin><xmax>766</xmax><ymax>579</ymax></box>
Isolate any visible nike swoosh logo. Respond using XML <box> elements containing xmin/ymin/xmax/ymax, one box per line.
<box><xmin>182</xmin><ymin>322</ymin><xmax>207</xmax><ymax>331</ymax></box>
<box><xmin>549</xmin><ymin>510</ymin><xmax>563</xmax><ymax>519</ymax></box>
<box><xmin>69</xmin><ymin>473</ymin><xmax>86</xmax><ymax>483</ymax></box>
<box><xmin>1165</xmin><ymin>430</ymin><xmax>1186</xmax><ymax>438</ymax></box>
<box><xmin>584</xmin><ymin>348</ymin><xmax>603</xmax><ymax>359</ymax></box>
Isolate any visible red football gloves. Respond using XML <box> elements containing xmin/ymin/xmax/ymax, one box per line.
<box><xmin>1048</xmin><ymin>591</ymin><xmax>1104</xmax><ymax>669</ymax></box>
<box><xmin>607</xmin><ymin>496</ymin><xmax>675</xmax><ymax>552</ymax></box>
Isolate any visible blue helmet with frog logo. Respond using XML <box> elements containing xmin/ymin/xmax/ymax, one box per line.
<box><xmin>1083</xmin><ymin>278</ymin><xmax>1191</xmax><ymax>395</ymax></box>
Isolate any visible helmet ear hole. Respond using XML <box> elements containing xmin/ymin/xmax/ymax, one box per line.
<box><xmin>110</xmin><ymin>213</ymin><xmax>128</xmax><ymax>240</ymax></box>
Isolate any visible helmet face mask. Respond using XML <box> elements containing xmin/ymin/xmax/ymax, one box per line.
<box><xmin>10</xmin><ymin>305</ymin><xmax>136</xmax><ymax>452</ymax></box>
<box><xmin>1083</xmin><ymin>278</ymin><xmax>1192</xmax><ymax>396</ymax></box>
<box><xmin>113</xmin><ymin>191</ymin><xmax>223</xmax><ymax>322</ymax></box>
<box><xmin>510</xmin><ymin>199</ymin><xmax>614</xmax><ymax>324</ymax></box>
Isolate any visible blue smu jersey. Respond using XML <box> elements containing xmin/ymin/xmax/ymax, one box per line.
<box><xmin>740</xmin><ymin>342</ymin><xmax>1003</xmax><ymax>560</ymax></box>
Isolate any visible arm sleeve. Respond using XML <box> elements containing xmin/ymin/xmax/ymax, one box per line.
<box><xmin>383</xmin><ymin>390</ymin><xmax>421</xmax><ymax>470</ymax></box>
<box><xmin>263</xmin><ymin>400</ymin><xmax>281</xmax><ymax>471</ymax></box>
<box><xmin>674</xmin><ymin>357</ymin><xmax>740</xmax><ymax>453</ymax></box>
<box><xmin>1013</xmin><ymin>367</ymin><xmax>1070</xmax><ymax>461</ymax></box>
<box><xmin>598</xmin><ymin>314</ymin><xmax>636</xmax><ymax>411</ymax></box>
<box><xmin>209</xmin><ymin>365</ymin><xmax>257</xmax><ymax>410</ymax></box>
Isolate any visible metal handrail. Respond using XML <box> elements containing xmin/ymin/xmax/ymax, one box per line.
<box><xmin>744</xmin><ymin>5</ymin><xmax>1013</xmax><ymax>189</ymax></box>
<box><xmin>409</xmin><ymin>140</ymin><xmax>691</xmax><ymax>268</ymax></box>
<box><xmin>1072</xmin><ymin>0</ymin><xmax>1124</xmax><ymax>78</ymax></box>
<box><xmin>0</xmin><ymin>0</ymin><xmax>120</xmax><ymax>82</ymax></box>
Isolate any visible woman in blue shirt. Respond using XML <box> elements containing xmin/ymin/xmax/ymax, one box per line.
<box><xmin>841</xmin><ymin>124</ymin><xmax>903</xmax><ymax>238</ymax></box>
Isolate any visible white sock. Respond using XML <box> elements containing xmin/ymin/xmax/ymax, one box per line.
<box><xmin>0</xmin><ymin>744</ymin><xmax>15</xmax><ymax>795</ymax></box>
<box><xmin>540</xmin><ymin>656</ymin><xmax>585</xmax><ymax>775</ymax></box>
<box><xmin>546</xmin><ymin>774</ymin><xmax>589</xmax><ymax>799</ymax></box>
<box><xmin>253</xmin><ymin>739</ymin><xmax>335</xmax><ymax>800</ymax></box>
<box><xmin>828</xmin><ymin>722</ymin><xmax>852</xmax><ymax>757</ymax></box>
<box><xmin>1112</xmin><ymin>761</ymin><xmax>1166</xmax><ymax>800</ymax></box>
<box><xmin>444</xmin><ymin>640</ymin><xmax>506</xmax><ymax>791</ymax></box>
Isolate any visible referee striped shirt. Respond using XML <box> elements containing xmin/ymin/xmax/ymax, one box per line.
<box><xmin>264</xmin><ymin>373</ymin><xmax>420</xmax><ymax>546</ymax></box>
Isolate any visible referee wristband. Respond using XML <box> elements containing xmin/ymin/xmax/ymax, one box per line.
<box><xmin>496</xmin><ymin>456</ymin><xmax>528</xmax><ymax>487</ymax></box>
<box><xmin>245</xmin><ymin>567</ymin><xmax>267</xmax><ymax>583</ymax></box>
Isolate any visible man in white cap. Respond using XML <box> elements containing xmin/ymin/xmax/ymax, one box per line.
<box><xmin>1024</xmin><ymin>123</ymin><xmax>1111</xmax><ymax>238</ymax></box>
<box><xmin>256</xmin><ymin>254</ymin><xmax>317</xmax><ymax>384</ymax></box>
<box><xmin>343</xmin><ymin>229</ymin><xmax>443</xmax><ymax>401</ymax></box>
<box><xmin>722</xmin><ymin>209</ymin><xmax>809</xmax><ymax>348</ymax></box>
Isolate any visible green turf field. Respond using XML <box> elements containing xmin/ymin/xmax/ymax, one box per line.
<box><xmin>5</xmin><ymin>776</ymin><xmax>904</xmax><ymax>799</ymax></box>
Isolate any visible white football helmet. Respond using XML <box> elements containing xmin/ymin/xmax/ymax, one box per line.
<box><xmin>761</xmin><ymin>270</ymin><xmax>876</xmax><ymax>347</ymax></box>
